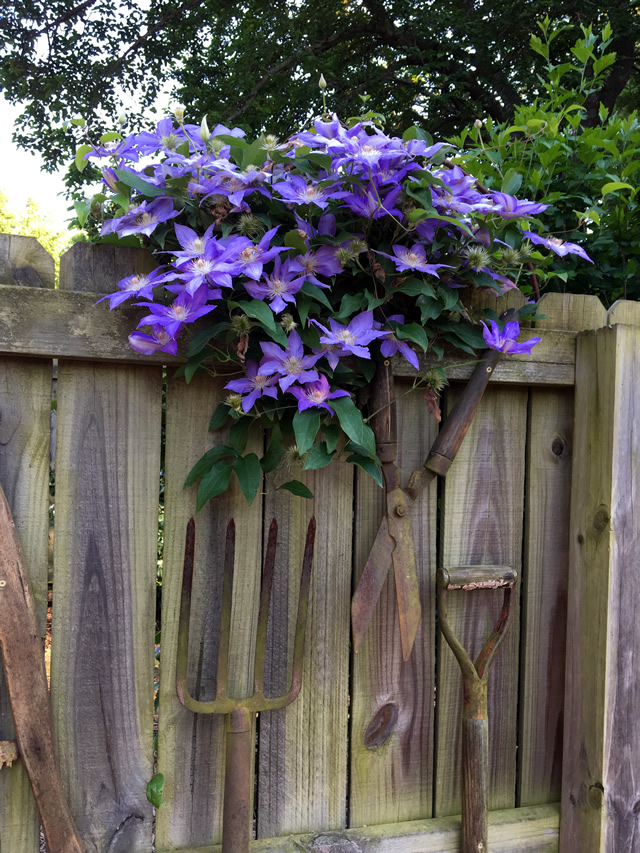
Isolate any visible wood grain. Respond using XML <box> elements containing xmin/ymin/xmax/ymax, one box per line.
<box><xmin>185</xmin><ymin>803</ymin><xmax>560</xmax><ymax>852</ymax></box>
<box><xmin>256</xmin><ymin>443</ymin><xmax>353</xmax><ymax>837</ymax></box>
<box><xmin>0</xmin><ymin>234</ymin><xmax>55</xmax><ymax>289</ymax></box>
<box><xmin>60</xmin><ymin>242</ymin><xmax>156</xmax><ymax>294</ymax></box>
<box><xmin>0</xmin><ymin>358</ymin><xmax>52</xmax><ymax>853</ymax></box>
<box><xmin>434</xmin><ymin>385</ymin><xmax>528</xmax><ymax>816</ymax></box>
<box><xmin>156</xmin><ymin>373</ymin><xmax>263</xmax><ymax>850</ymax></box>
<box><xmin>519</xmin><ymin>293</ymin><xmax>605</xmax><ymax>807</ymax></box>
<box><xmin>50</xmin><ymin>360</ymin><xmax>161</xmax><ymax>852</ymax></box>
<box><xmin>349</xmin><ymin>381</ymin><xmax>438</xmax><ymax>826</ymax></box>
<box><xmin>0</xmin><ymin>283</ymin><xmax>577</xmax><ymax>385</ymax></box>
<box><xmin>561</xmin><ymin>322</ymin><xmax>640</xmax><ymax>851</ymax></box>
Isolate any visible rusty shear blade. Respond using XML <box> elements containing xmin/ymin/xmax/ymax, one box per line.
<box><xmin>386</xmin><ymin>487</ymin><xmax>421</xmax><ymax>661</ymax></box>
<box><xmin>351</xmin><ymin>515</ymin><xmax>395</xmax><ymax>654</ymax></box>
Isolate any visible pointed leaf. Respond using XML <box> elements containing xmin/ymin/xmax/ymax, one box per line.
<box><xmin>196</xmin><ymin>460</ymin><xmax>233</xmax><ymax>510</ymax></box>
<box><xmin>277</xmin><ymin>480</ymin><xmax>314</xmax><ymax>499</ymax></box>
<box><xmin>303</xmin><ymin>442</ymin><xmax>335</xmax><ymax>470</ymax></box>
<box><xmin>332</xmin><ymin>396</ymin><xmax>376</xmax><ymax>458</ymax></box>
<box><xmin>261</xmin><ymin>423</ymin><xmax>284</xmax><ymax>473</ymax></box>
<box><xmin>293</xmin><ymin>409</ymin><xmax>321</xmax><ymax>455</ymax></box>
<box><xmin>234</xmin><ymin>453</ymin><xmax>262</xmax><ymax>504</ymax></box>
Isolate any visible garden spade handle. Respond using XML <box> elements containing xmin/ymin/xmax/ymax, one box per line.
<box><xmin>0</xmin><ymin>486</ymin><xmax>84</xmax><ymax>853</ymax></box>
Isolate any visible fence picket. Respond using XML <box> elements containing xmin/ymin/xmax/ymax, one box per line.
<box><xmin>349</xmin><ymin>381</ymin><xmax>438</xmax><ymax>826</ymax></box>
<box><xmin>434</xmin><ymin>384</ymin><xmax>528</xmax><ymax>815</ymax></box>
<box><xmin>156</xmin><ymin>374</ymin><xmax>264</xmax><ymax>850</ymax></box>
<box><xmin>257</xmin><ymin>450</ymin><xmax>353</xmax><ymax>837</ymax></box>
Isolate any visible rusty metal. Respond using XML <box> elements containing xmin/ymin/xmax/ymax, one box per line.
<box><xmin>176</xmin><ymin>515</ymin><xmax>316</xmax><ymax>853</ymax></box>
<box><xmin>437</xmin><ymin>565</ymin><xmax>517</xmax><ymax>853</ymax></box>
<box><xmin>0</xmin><ymin>485</ymin><xmax>84</xmax><ymax>853</ymax></box>
<box><xmin>0</xmin><ymin>740</ymin><xmax>18</xmax><ymax>769</ymax></box>
<box><xmin>352</xmin><ymin>312</ymin><xmax>518</xmax><ymax>661</ymax></box>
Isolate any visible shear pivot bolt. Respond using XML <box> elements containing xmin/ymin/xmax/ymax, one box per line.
<box><xmin>0</xmin><ymin>580</ymin><xmax>5</xmax><ymax>588</ymax></box>
<box><xmin>395</xmin><ymin>505</ymin><xmax>407</xmax><ymax>517</ymax></box>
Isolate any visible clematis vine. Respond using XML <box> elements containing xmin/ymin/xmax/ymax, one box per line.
<box><xmin>82</xmin><ymin>106</ymin><xmax>593</xmax><ymax>503</ymax></box>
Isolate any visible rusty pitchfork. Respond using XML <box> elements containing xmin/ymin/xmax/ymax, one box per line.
<box><xmin>176</xmin><ymin>515</ymin><xmax>316</xmax><ymax>853</ymax></box>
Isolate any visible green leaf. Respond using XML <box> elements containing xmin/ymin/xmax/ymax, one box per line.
<box><xmin>234</xmin><ymin>453</ymin><xmax>262</xmax><ymax>504</ymax></box>
<box><xmin>284</xmin><ymin>229</ymin><xmax>309</xmax><ymax>254</ymax></box>
<box><xmin>184</xmin><ymin>445</ymin><xmax>236</xmax><ymax>487</ymax></box>
<box><xmin>196</xmin><ymin>460</ymin><xmax>233</xmax><ymax>510</ymax></box>
<box><xmin>74</xmin><ymin>200</ymin><xmax>91</xmax><ymax>226</ymax></box>
<box><xmin>395</xmin><ymin>323</ymin><xmax>428</xmax><ymax>351</ymax></box>
<box><xmin>601</xmin><ymin>181</ymin><xmax>634</xmax><ymax>196</ymax></box>
<box><xmin>261</xmin><ymin>423</ymin><xmax>284</xmax><ymax>473</ymax></box>
<box><xmin>322</xmin><ymin>423</ymin><xmax>340</xmax><ymax>454</ymax></box>
<box><xmin>184</xmin><ymin>350</ymin><xmax>211</xmax><ymax>383</ymax></box>
<box><xmin>146</xmin><ymin>773</ymin><xmax>165</xmax><ymax>808</ymax></box>
<box><xmin>113</xmin><ymin>168</ymin><xmax>168</xmax><ymax>198</ymax></box>
<box><xmin>209</xmin><ymin>403</ymin><xmax>231</xmax><ymax>431</ymax></box>
<box><xmin>347</xmin><ymin>454</ymin><xmax>383</xmax><ymax>487</ymax></box>
<box><xmin>235</xmin><ymin>299</ymin><xmax>287</xmax><ymax>345</ymax></box>
<box><xmin>99</xmin><ymin>131</ymin><xmax>122</xmax><ymax>144</ymax></box>
<box><xmin>75</xmin><ymin>144</ymin><xmax>93</xmax><ymax>172</ymax></box>
<box><xmin>301</xmin><ymin>281</ymin><xmax>333</xmax><ymax>310</ymax></box>
<box><xmin>501</xmin><ymin>169</ymin><xmax>523</xmax><ymax>196</ymax></box>
<box><xmin>332</xmin><ymin>396</ymin><xmax>376</xmax><ymax>459</ymax></box>
<box><xmin>303</xmin><ymin>442</ymin><xmax>334</xmax><ymax>470</ymax></box>
<box><xmin>529</xmin><ymin>35</ymin><xmax>549</xmax><ymax>59</ymax></box>
<box><xmin>277</xmin><ymin>480</ymin><xmax>314</xmax><ymax>499</ymax></box>
<box><xmin>228</xmin><ymin>417</ymin><xmax>250</xmax><ymax>453</ymax></box>
<box><xmin>394</xmin><ymin>277</ymin><xmax>436</xmax><ymax>298</ymax></box>
<box><xmin>187</xmin><ymin>322</ymin><xmax>229</xmax><ymax>357</ymax></box>
<box><xmin>335</xmin><ymin>292</ymin><xmax>365</xmax><ymax>319</ymax></box>
<box><xmin>293</xmin><ymin>409</ymin><xmax>320</xmax><ymax>455</ymax></box>
<box><xmin>593</xmin><ymin>53</ymin><xmax>616</xmax><ymax>77</ymax></box>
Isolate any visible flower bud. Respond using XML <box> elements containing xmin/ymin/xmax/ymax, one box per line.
<box><xmin>200</xmin><ymin>115</ymin><xmax>211</xmax><ymax>142</ymax></box>
<box><xmin>474</xmin><ymin>118</ymin><xmax>483</xmax><ymax>129</ymax></box>
<box><xmin>118</xmin><ymin>113</ymin><xmax>127</xmax><ymax>126</ymax></box>
<box><xmin>319</xmin><ymin>74</ymin><xmax>327</xmax><ymax>90</ymax></box>
<box><xmin>172</xmin><ymin>104</ymin><xmax>186</xmax><ymax>123</ymax></box>
<box><xmin>102</xmin><ymin>168</ymin><xmax>120</xmax><ymax>193</ymax></box>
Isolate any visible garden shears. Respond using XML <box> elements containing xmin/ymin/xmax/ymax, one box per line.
<box><xmin>352</xmin><ymin>312</ymin><xmax>516</xmax><ymax>661</ymax></box>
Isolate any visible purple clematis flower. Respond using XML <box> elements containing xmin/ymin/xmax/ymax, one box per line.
<box><xmin>379</xmin><ymin>315</ymin><xmax>420</xmax><ymax>369</ymax></box>
<box><xmin>289</xmin><ymin>374</ymin><xmax>350</xmax><ymax>415</ymax></box>
<box><xmin>342</xmin><ymin>183</ymin><xmax>403</xmax><ymax>220</ymax></box>
<box><xmin>376</xmin><ymin>244</ymin><xmax>453</xmax><ymax>276</ymax></box>
<box><xmin>129</xmin><ymin>324</ymin><xmax>178</xmax><ymax>355</ymax></box>
<box><xmin>289</xmin><ymin>245</ymin><xmax>342</xmax><ymax>288</ymax></box>
<box><xmin>136</xmin><ymin>284</ymin><xmax>215</xmax><ymax>338</ymax></box>
<box><xmin>258</xmin><ymin>330</ymin><xmax>321</xmax><ymax>391</ymax></box>
<box><xmin>97</xmin><ymin>267</ymin><xmax>167</xmax><ymax>309</ymax></box>
<box><xmin>310</xmin><ymin>311</ymin><xmax>390</xmax><ymax>366</ymax></box>
<box><xmin>234</xmin><ymin>226</ymin><xmax>287</xmax><ymax>280</ymax></box>
<box><xmin>481</xmin><ymin>319</ymin><xmax>541</xmax><ymax>355</ymax></box>
<box><xmin>101</xmin><ymin>197</ymin><xmax>179</xmax><ymax>238</ymax></box>
<box><xmin>224</xmin><ymin>361</ymin><xmax>279</xmax><ymax>413</ymax></box>
<box><xmin>244</xmin><ymin>257</ymin><xmax>305</xmax><ymax>313</ymax></box>
<box><xmin>488</xmin><ymin>193</ymin><xmax>549</xmax><ymax>219</ymax></box>
<box><xmin>521</xmin><ymin>231</ymin><xmax>593</xmax><ymax>263</ymax></box>
<box><xmin>273</xmin><ymin>174</ymin><xmax>346</xmax><ymax>209</ymax></box>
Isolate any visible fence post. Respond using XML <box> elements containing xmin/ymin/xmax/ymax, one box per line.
<box><xmin>561</xmin><ymin>317</ymin><xmax>640</xmax><ymax>852</ymax></box>
<box><xmin>0</xmin><ymin>234</ymin><xmax>54</xmax><ymax>853</ymax></box>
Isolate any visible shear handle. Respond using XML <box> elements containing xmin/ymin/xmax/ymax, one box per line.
<box><xmin>370</xmin><ymin>361</ymin><xmax>398</xmax><ymax>490</ymax></box>
<box><xmin>425</xmin><ymin>308</ymin><xmax>519</xmax><ymax>477</ymax></box>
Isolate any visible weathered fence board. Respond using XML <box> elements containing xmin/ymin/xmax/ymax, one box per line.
<box><xmin>257</xmin><ymin>448</ymin><xmax>353</xmax><ymax>836</ymax></box>
<box><xmin>518</xmin><ymin>294</ymin><xmax>605</xmax><ymax>807</ymax></box>
<box><xmin>349</xmin><ymin>381</ymin><xmax>438</xmax><ymax>826</ymax></box>
<box><xmin>561</xmin><ymin>320</ymin><xmax>640</xmax><ymax>852</ymax></box>
<box><xmin>49</xmin><ymin>246</ymin><xmax>162</xmax><ymax>852</ymax></box>
<box><xmin>156</xmin><ymin>373</ymin><xmax>264</xmax><ymax>850</ymax></box>
<box><xmin>0</xmin><ymin>357</ymin><xmax>52</xmax><ymax>853</ymax></box>
<box><xmin>435</xmin><ymin>383</ymin><xmax>528</xmax><ymax>816</ymax></box>
<box><xmin>189</xmin><ymin>803</ymin><xmax>560</xmax><ymax>852</ymax></box>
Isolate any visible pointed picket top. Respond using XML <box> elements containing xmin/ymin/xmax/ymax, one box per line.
<box><xmin>607</xmin><ymin>299</ymin><xmax>640</xmax><ymax>328</ymax></box>
<box><xmin>0</xmin><ymin>233</ymin><xmax>55</xmax><ymax>288</ymax></box>
<box><xmin>535</xmin><ymin>292</ymin><xmax>607</xmax><ymax>332</ymax></box>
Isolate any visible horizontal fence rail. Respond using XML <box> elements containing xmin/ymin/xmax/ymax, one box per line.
<box><xmin>0</xmin><ymin>235</ymin><xmax>637</xmax><ymax>852</ymax></box>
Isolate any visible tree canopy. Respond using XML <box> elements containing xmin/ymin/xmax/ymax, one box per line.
<box><xmin>2</xmin><ymin>0</ymin><xmax>638</xmax><ymax>171</ymax></box>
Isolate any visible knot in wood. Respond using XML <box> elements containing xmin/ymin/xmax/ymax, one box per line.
<box><xmin>588</xmin><ymin>782</ymin><xmax>605</xmax><ymax>809</ymax></box>
<box><xmin>364</xmin><ymin>702</ymin><xmax>398</xmax><ymax>748</ymax></box>
<box><xmin>593</xmin><ymin>506</ymin><xmax>610</xmax><ymax>533</ymax></box>
<box><xmin>551</xmin><ymin>437</ymin><xmax>565</xmax><ymax>456</ymax></box>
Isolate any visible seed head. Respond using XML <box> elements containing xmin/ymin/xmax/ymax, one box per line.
<box><xmin>425</xmin><ymin>368</ymin><xmax>448</xmax><ymax>392</ymax></box>
<box><xmin>231</xmin><ymin>314</ymin><xmax>252</xmax><ymax>335</ymax></box>
<box><xmin>501</xmin><ymin>247</ymin><xmax>522</xmax><ymax>266</ymax></box>
<box><xmin>518</xmin><ymin>240</ymin><xmax>534</xmax><ymax>259</ymax></box>
<box><xmin>280</xmin><ymin>313</ymin><xmax>298</xmax><ymax>332</ymax></box>
<box><xmin>464</xmin><ymin>245</ymin><xmax>491</xmax><ymax>272</ymax></box>
<box><xmin>283</xmin><ymin>443</ymin><xmax>306</xmax><ymax>474</ymax></box>
<box><xmin>236</xmin><ymin>213</ymin><xmax>265</xmax><ymax>239</ymax></box>
<box><xmin>226</xmin><ymin>393</ymin><xmax>243</xmax><ymax>413</ymax></box>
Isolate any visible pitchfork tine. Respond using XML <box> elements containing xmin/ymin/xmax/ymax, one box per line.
<box><xmin>216</xmin><ymin>519</ymin><xmax>236</xmax><ymax>701</ymax></box>
<box><xmin>176</xmin><ymin>517</ymin><xmax>196</xmax><ymax>707</ymax></box>
<box><xmin>254</xmin><ymin>519</ymin><xmax>278</xmax><ymax>696</ymax></box>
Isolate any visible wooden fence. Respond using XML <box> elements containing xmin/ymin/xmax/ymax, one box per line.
<box><xmin>0</xmin><ymin>234</ymin><xmax>638</xmax><ymax>852</ymax></box>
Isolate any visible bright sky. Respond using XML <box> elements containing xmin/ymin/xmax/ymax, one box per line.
<box><xmin>0</xmin><ymin>99</ymin><xmax>72</xmax><ymax>232</ymax></box>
